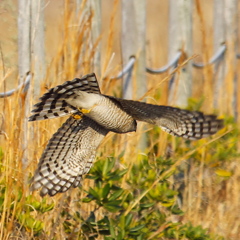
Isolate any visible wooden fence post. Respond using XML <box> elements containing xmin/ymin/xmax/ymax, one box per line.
<box><xmin>121</xmin><ymin>0</ymin><xmax>146</xmax><ymax>100</ymax></box>
<box><xmin>168</xmin><ymin>0</ymin><xmax>193</xmax><ymax>107</ymax></box>
<box><xmin>77</xmin><ymin>0</ymin><xmax>101</xmax><ymax>77</ymax></box>
<box><xmin>89</xmin><ymin>0</ymin><xmax>101</xmax><ymax>77</ymax></box>
<box><xmin>31</xmin><ymin>0</ymin><xmax>46</xmax><ymax>99</ymax></box>
<box><xmin>213</xmin><ymin>0</ymin><xmax>225</xmax><ymax>110</ymax></box>
<box><xmin>18</xmin><ymin>0</ymin><xmax>31</xmax><ymax>168</ymax></box>
<box><xmin>224</xmin><ymin>0</ymin><xmax>238</xmax><ymax>117</ymax></box>
<box><xmin>121</xmin><ymin>0</ymin><xmax>147</xmax><ymax>150</ymax></box>
<box><xmin>214</xmin><ymin>0</ymin><xmax>238</xmax><ymax>115</ymax></box>
<box><xmin>18</xmin><ymin>0</ymin><xmax>46</xmax><ymax>167</ymax></box>
<box><xmin>18</xmin><ymin>0</ymin><xmax>31</xmax><ymax>80</ymax></box>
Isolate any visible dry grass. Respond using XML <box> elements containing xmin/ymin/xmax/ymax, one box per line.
<box><xmin>0</xmin><ymin>1</ymin><xmax>239</xmax><ymax>239</ymax></box>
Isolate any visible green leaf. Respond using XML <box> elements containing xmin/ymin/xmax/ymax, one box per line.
<box><xmin>88</xmin><ymin>187</ymin><xmax>100</xmax><ymax>200</ymax></box>
<box><xmin>101</xmin><ymin>184</ymin><xmax>111</xmax><ymax>199</ymax></box>
<box><xmin>161</xmin><ymin>200</ymin><xmax>175</xmax><ymax>207</ymax></box>
<box><xmin>140</xmin><ymin>202</ymin><xmax>155</xmax><ymax>209</ymax></box>
<box><xmin>103</xmin><ymin>200</ymin><xmax>122</xmax><ymax>212</ymax></box>
<box><xmin>102</xmin><ymin>159</ymin><xmax>110</xmax><ymax>177</ymax></box>
<box><xmin>125</xmin><ymin>213</ymin><xmax>133</xmax><ymax>227</ymax></box>
<box><xmin>81</xmin><ymin>197</ymin><xmax>93</xmax><ymax>203</ymax></box>
<box><xmin>108</xmin><ymin>189</ymin><xmax>124</xmax><ymax>201</ymax></box>
<box><xmin>118</xmin><ymin>168</ymin><xmax>128</xmax><ymax>177</ymax></box>
<box><xmin>102</xmin><ymin>158</ymin><xmax>116</xmax><ymax>178</ymax></box>
<box><xmin>170</xmin><ymin>204</ymin><xmax>184</xmax><ymax>215</ymax></box>
<box><xmin>109</xmin><ymin>218</ymin><xmax>116</xmax><ymax>238</ymax></box>
<box><xmin>18</xmin><ymin>213</ymin><xmax>43</xmax><ymax>233</ymax></box>
<box><xmin>215</xmin><ymin>168</ymin><xmax>232</xmax><ymax>177</ymax></box>
<box><xmin>130</xmin><ymin>224</ymin><xmax>145</xmax><ymax>233</ymax></box>
<box><xmin>24</xmin><ymin>195</ymin><xmax>54</xmax><ymax>213</ymax></box>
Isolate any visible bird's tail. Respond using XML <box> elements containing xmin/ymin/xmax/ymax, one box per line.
<box><xmin>29</xmin><ymin>73</ymin><xmax>100</xmax><ymax>122</ymax></box>
<box><xmin>29</xmin><ymin>89</ymin><xmax>78</xmax><ymax>121</ymax></box>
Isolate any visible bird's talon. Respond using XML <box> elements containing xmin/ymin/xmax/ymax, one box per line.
<box><xmin>71</xmin><ymin>113</ymin><xmax>82</xmax><ymax>120</ymax></box>
<box><xmin>79</xmin><ymin>104</ymin><xmax>97</xmax><ymax>114</ymax></box>
<box><xmin>81</xmin><ymin>108</ymin><xmax>91</xmax><ymax>114</ymax></box>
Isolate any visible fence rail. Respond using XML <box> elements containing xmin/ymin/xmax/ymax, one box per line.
<box><xmin>0</xmin><ymin>72</ymin><xmax>31</xmax><ymax>98</ymax></box>
<box><xmin>1</xmin><ymin>44</ymin><xmax>237</xmax><ymax>98</ymax></box>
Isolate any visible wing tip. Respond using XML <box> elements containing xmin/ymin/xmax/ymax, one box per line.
<box><xmin>30</xmin><ymin>174</ymin><xmax>83</xmax><ymax>197</ymax></box>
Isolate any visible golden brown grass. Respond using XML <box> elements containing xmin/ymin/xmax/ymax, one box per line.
<box><xmin>0</xmin><ymin>1</ymin><xmax>239</xmax><ymax>239</ymax></box>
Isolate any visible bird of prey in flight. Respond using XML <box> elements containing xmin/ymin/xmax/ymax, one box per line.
<box><xmin>29</xmin><ymin>73</ymin><xmax>223</xmax><ymax>196</ymax></box>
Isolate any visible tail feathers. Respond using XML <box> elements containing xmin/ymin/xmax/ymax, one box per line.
<box><xmin>29</xmin><ymin>107</ymin><xmax>78</xmax><ymax>121</ymax></box>
<box><xmin>31</xmin><ymin>99</ymin><xmax>71</xmax><ymax>113</ymax></box>
<box><xmin>29</xmin><ymin>97</ymin><xmax>78</xmax><ymax>121</ymax></box>
<box><xmin>29</xmin><ymin>73</ymin><xmax>101</xmax><ymax>122</ymax></box>
<box><xmin>38</xmin><ymin>73</ymin><xmax>100</xmax><ymax>103</ymax></box>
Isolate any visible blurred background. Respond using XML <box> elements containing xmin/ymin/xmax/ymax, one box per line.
<box><xmin>0</xmin><ymin>0</ymin><xmax>239</xmax><ymax>239</ymax></box>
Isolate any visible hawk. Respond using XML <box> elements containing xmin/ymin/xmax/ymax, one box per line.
<box><xmin>29</xmin><ymin>73</ymin><xmax>223</xmax><ymax>196</ymax></box>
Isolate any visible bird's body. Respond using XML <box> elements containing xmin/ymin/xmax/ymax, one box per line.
<box><xmin>66</xmin><ymin>91</ymin><xmax>137</xmax><ymax>133</ymax></box>
<box><xmin>29</xmin><ymin>73</ymin><xmax>224</xmax><ymax>196</ymax></box>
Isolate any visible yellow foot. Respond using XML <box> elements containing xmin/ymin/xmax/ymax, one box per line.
<box><xmin>80</xmin><ymin>108</ymin><xmax>91</xmax><ymax>114</ymax></box>
<box><xmin>71</xmin><ymin>113</ymin><xmax>82</xmax><ymax>120</ymax></box>
<box><xmin>78</xmin><ymin>104</ymin><xmax>97</xmax><ymax>114</ymax></box>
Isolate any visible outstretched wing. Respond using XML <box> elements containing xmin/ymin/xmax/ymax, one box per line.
<box><xmin>30</xmin><ymin>115</ymin><xmax>109</xmax><ymax>197</ymax></box>
<box><xmin>29</xmin><ymin>73</ymin><xmax>100</xmax><ymax>121</ymax></box>
<box><xmin>109</xmin><ymin>97</ymin><xmax>223</xmax><ymax>140</ymax></box>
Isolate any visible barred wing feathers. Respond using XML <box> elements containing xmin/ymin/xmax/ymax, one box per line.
<box><xmin>29</xmin><ymin>73</ymin><xmax>101</xmax><ymax>121</ymax></box>
<box><xmin>112</xmin><ymin>97</ymin><xmax>224</xmax><ymax>140</ymax></box>
<box><xmin>30</xmin><ymin>116</ymin><xmax>109</xmax><ymax>197</ymax></box>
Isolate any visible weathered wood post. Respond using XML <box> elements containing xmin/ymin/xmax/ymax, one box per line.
<box><xmin>121</xmin><ymin>0</ymin><xmax>147</xmax><ymax>150</ymax></box>
<box><xmin>18</xmin><ymin>0</ymin><xmax>31</xmax><ymax>80</ymax></box>
<box><xmin>89</xmin><ymin>0</ymin><xmax>101</xmax><ymax>77</ymax></box>
<box><xmin>121</xmin><ymin>0</ymin><xmax>146</xmax><ymax>100</ymax></box>
<box><xmin>18</xmin><ymin>0</ymin><xmax>31</xmax><ymax>168</ymax></box>
<box><xmin>168</xmin><ymin>0</ymin><xmax>193</xmax><ymax>107</ymax></box>
<box><xmin>18</xmin><ymin>0</ymin><xmax>46</xmax><ymax>167</ymax></box>
<box><xmin>214</xmin><ymin>0</ymin><xmax>238</xmax><ymax>116</ymax></box>
<box><xmin>31</xmin><ymin>0</ymin><xmax>46</xmax><ymax>99</ymax></box>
